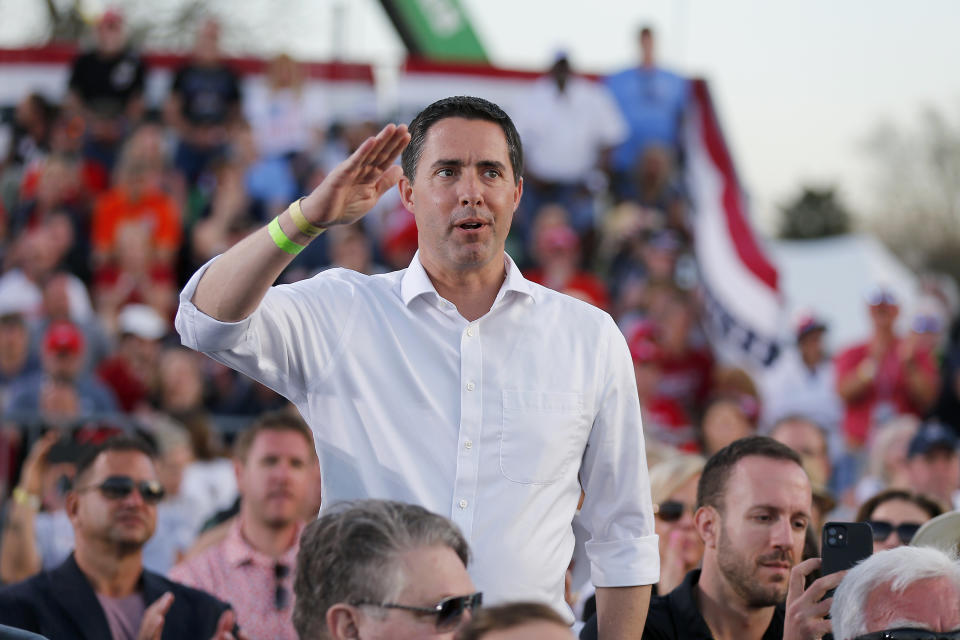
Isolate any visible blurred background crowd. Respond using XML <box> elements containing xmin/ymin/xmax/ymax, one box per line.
<box><xmin>2</xmin><ymin>5</ymin><xmax>960</xmax><ymax>627</ymax></box>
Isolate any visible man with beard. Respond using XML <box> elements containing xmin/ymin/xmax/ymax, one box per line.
<box><xmin>0</xmin><ymin>437</ymin><xmax>241</xmax><ymax>639</ymax></box>
<box><xmin>582</xmin><ymin>436</ymin><xmax>814</xmax><ymax>639</ymax></box>
<box><xmin>170</xmin><ymin>412</ymin><xmax>318</xmax><ymax>640</ymax></box>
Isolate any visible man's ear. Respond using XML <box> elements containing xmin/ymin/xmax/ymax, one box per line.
<box><xmin>327</xmin><ymin>603</ymin><xmax>362</xmax><ymax>640</ymax></box>
<box><xmin>398</xmin><ymin>175</ymin><xmax>414</xmax><ymax>212</ymax></box>
<box><xmin>695</xmin><ymin>505</ymin><xmax>719</xmax><ymax>549</ymax></box>
<box><xmin>65</xmin><ymin>490</ymin><xmax>79</xmax><ymax>522</ymax></box>
<box><xmin>233</xmin><ymin>459</ymin><xmax>244</xmax><ymax>495</ymax></box>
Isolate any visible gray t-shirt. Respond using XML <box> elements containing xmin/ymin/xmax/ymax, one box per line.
<box><xmin>96</xmin><ymin>592</ymin><xmax>146</xmax><ymax>640</ymax></box>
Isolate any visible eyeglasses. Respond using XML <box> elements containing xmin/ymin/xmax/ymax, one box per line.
<box><xmin>654</xmin><ymin>500</ymin><xmax>695</xmax><ymax>523</ymax></box>
<box><xmin>76</xmin><ymin>475</ymin><xmax>165</xmax><ymax>504</ymax></box>
<box><xmin>853</xmin><ymin>628</ymin><xmax>960</xmax><ymax>639</ymax></box>
<box><xmin>274</xmin><ymin>563</ymin><xmax>290</xmax><ymax>610</ymax></box>
<box><xmin>352</xmin><ymin>592</ymin><xmax>482</xmax><ymax>631</ymax></box>
<box><xmin>867</xmin><ymin>520</ymin><xmax>922</xmax><ymax>545</ymax></box>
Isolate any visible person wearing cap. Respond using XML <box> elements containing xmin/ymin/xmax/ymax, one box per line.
<box><xmin>760</xmin><ymin>313</ymin><xmax>843</xmax><ymax>451</ymax></box>
<box><xmin>834</xmin><ymin>286</ymin><xmax>939</xmax><ymax>448</ymax></box>
<box><xmin>96</xmin><ymin>304</ymin><xmax>167</xmax><ymax>413</ymax></box>
<box><xmin>905</xmin><ymin>420</ymin><xmax>960</xmax><ymax>510</ymax></box>
<box><xmin>6</xmin><ymin>321</ymin><xmax>118</xmax><ymax>422</ymax></box>
<box><xmin>66</xmin><ymin>7</ymin><xmax>146</xmax><ymax>125</ymax></box>
<box><xmin>511</xmin><ymin>50</ymin><xmax>627</xmax><ymax>238</ymax></box>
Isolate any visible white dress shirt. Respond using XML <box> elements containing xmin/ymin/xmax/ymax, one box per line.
<box><xmin>176</xmin><ymin>252</ymin><xmax>659</xmax><ymax>618</ymax></box>
<box><xmin>513</xmin><ymin>76</ymin><xmax>628</xmax><ymax>183</ymax></box>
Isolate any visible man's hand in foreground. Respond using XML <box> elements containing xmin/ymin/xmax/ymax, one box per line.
<box><xmin>300</xmin><ymin>123</ymin><xmax>411</xmax><ymax>229</ymax></box>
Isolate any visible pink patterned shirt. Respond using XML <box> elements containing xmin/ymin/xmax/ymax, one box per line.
<box><xmin>169</xmin><ymin>519</ymin><xmax>302</xmax><ymax>640</ymax></box>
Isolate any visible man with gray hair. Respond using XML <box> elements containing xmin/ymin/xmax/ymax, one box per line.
<box><xmin>293</xmin><ymin>499</ymin><xmax>481</xmax><ymax>640</ymax></box>
<box><xmin>830</xmin><ymin>545</ymin><xmax>960</xmax><ymax>640</ymax></box>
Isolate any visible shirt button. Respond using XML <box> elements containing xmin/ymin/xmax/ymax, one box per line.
<box><xmin>466</xmin><ymin>326</ymin><xmax>475</xmax><ymax>337</ymax></box>
<box><xmin>464</xmin><ymin>439</ymin><xmax>473</xmax><ymax>449</ymax></box>
<box><xmin>465</xmin><ymin>382</ymin><xmax>475</xmax><ymax>391</ymax></box>
<box><xmin>458</xmin><ymin>499</ymin><xmax>468</xmax><ymax>509</ymax></box>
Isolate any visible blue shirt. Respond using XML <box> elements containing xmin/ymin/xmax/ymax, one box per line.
<box><xmin>604</xmin><ymin>66</ymin><xmax>690</xmax><ymax>172</ymax></box>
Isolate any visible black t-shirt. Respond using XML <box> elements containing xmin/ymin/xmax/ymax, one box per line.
<box><xmin>171</xmin><ymin>63</ymin><xmax>241</xmax><ymax>125</ymax></box>
<box><xmin>579</xmin><ymin>570</ymin><xmax>786</xmax><ymax>640</ymax></box>
<box><xmin>68</xmin><ymin>49</ymin><xmax>146</xmax><ymax>114</ymax></box>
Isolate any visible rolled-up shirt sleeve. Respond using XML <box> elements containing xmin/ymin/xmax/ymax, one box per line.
<box><xmin>579</xmin><ymin>315</ymin><xmax>660</xmax><ymax>587</ymax></box>
<box><xmin>175</xmin><ymin>256</ymin><xmax>356</xmax><ymax>405</ymax></box>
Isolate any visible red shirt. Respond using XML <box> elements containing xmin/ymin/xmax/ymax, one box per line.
<box><xmin>658</xmin><ymin>348</ymin><xmax>713</xmax><ymax>414</ymax></box>
<box><xmin>643</xmin><ymin>396</ymin><xmax>699</xmax><ymax>453</ymax></box>
<box><xmin>97</xmin><ymin>355</ymin><xmax>148</xmax><ymax>413</ymax></box>
<box><xmin>834</xmin><ymin>338</ymin><xmax>938</xmax><ymax>446</ymax></box>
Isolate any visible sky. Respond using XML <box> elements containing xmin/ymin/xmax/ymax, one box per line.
<box><xmin>2</xmin><ymin>0</ymin><xmax>959</xmax><ymax>232</ymax></box>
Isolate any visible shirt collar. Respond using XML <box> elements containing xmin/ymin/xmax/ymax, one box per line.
<box><xmin>399</xmin><ymin>250</ymin><xmax>538</xmax><ymax>308</ymax></box>
<box><xmin>669</xmin><ymin>569</ymin><xmax>785</xmax><ymax>639</ymax></box>
<box><xmin>223</xmin><ymin>517</ymin><xmax>303</xmax><ymax>569</ymax></box>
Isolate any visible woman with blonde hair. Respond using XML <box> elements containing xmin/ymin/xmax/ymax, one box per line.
<box><xmin>649</xmin><ymin>453</ymin><xmax>706</xmax><ymax>594</ymax></box>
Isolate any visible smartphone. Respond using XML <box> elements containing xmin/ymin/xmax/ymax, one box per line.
<box><xmin>821</xmin><ymin>521</ymin><xmax>873</xmax><ymax>577</ymax></box>
<box><xmin>821</xmin><ymin>522</ymin><xmax>873</xmax><ymax>640</ymax></box>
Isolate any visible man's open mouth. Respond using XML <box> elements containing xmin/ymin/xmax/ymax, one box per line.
<box><xmin>458</xmin><ymin>222</ymin><xmax>484</xmax><ymax>230</ymax></box>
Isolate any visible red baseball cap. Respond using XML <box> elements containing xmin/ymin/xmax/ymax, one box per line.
<box><xmin>44</xmin><ymin>321</ymin><xmax>84</xmax><ymax>355</ymax></box>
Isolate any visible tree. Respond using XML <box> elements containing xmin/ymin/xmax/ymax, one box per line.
<box><xmin>860</xmin><ymin>105</ymin><xmax>960</xmax><ymax>279</ymax></box>
<box><xmin>777</xmin><ymin>186</ymin><xmax>852</xmax><ymax>240</ymax></box>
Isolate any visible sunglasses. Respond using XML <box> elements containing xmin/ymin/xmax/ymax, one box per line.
<box><xmin>77</xmin><ymin>475</ymin><xmax>165</xmax><ymax>504</ymax></box>
<box><xmin>654</xmin><ymin>500</ymin><xmax>695</xmax><ymax>523</ymax></box>
<box><xmin>867</xmin><ymin>520</ymin><xmax>922</xmax><ymax>545</ymax></box>
<box><xmin>854</xmin><ymin>629</ymin><xmax>960</xmax><ymax>639</ymax></box>
<box><xmin>274</xmin><ymin>563</ymin><xmax>290</xmax><ymax>610</ymax></box>
<box><xmin>353</xmin><ymin>592</ymin><xmax>482</xmax><ymax>631</ymax></box>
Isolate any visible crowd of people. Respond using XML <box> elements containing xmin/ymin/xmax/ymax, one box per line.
<box><xmin>1</xmin><ymin>8</ymin><xmax>960</xmax><ymax>640</ymax></box>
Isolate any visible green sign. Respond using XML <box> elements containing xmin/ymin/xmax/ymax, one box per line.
<box><xmin>379</xmin><ymin>0</ymin><xmax>489</xmax><ymax>63</ymax></box>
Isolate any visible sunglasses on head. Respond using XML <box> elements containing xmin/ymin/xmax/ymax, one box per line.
<box><xmin>867</xmin><ymin>520</ymin><xmax>922</xmax><ymax>545</ymax></box>
<box><xmin>353</xmin><ymin>592</ymin><xmax>482</xmax><ymax>631</ymax></box>
<box><xmin>853</xmin><ymin>629</ymin><xmax>960</xmax><ymax>640</ymax></box>
<box><xmin>77</xmin><ymin>475</ymin><xmax>165</xmax><ymax>504</ymax></box>
<box><xmin>654</xmin><ymin>500</ymin><xmax>695</xmax><ymax>523</ymax></box>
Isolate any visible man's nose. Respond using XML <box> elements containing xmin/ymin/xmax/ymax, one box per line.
<box><xmin>459</xmin><ymin>173</ymin><xmax>483</xmax><ymax>207</ymax></box>
<box><xmin>770</xmin><ymin>517</ymin><xmax>794</xmax><ymax>547</ymax></box>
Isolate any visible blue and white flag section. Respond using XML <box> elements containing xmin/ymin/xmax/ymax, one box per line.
<box><xmin>685</xmin><ymin>79</ymin><xmax>784</xmax><ymax>370</ymax></box>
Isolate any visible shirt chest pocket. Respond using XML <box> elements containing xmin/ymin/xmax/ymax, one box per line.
<box><xmin>500</xmin><ymin>390</ymin><xmax>587</xmax><ymax>484</ymax></box>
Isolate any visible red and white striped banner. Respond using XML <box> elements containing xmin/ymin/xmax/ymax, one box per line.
<box><xmin>685</xmin><ymin>79</ymin><xmax>784</xmax><ymax>369</ymax></box>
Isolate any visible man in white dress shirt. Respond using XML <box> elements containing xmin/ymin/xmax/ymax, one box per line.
<box><xmin>175</xmin><ymin>96</ymin><xmax>658</xmax><ymax>638</ymax></box>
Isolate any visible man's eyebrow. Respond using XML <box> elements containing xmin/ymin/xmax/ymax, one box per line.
<box><xmin>431</xmin><ymin>158</ymin><xmax>465</xmax><ymax>168</ymax></box>
<box><xmin>751</xmin><ymin>504</ymin><xmax>812</xmax><ymax>519</ymax></box>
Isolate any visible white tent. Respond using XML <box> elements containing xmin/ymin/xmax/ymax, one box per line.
<box><xmin>768</xmin><ymin>233</ymin><xmax>919</xmax><ymax>353</ymax></box>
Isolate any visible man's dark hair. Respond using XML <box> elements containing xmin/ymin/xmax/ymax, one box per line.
<box><xmin>74</xmin><ymin>435</ymin><xmax>156</xmax><ymax>485</ymax></box>
<box><xmin>697</xmin><ymin>436</ymin><xmax>803</xmax><ymax>511</ymax></box>
<box><xmin>233</xmin><ymin>410</ymin><xmax>315</xmax><ymax>462</ymax></box>
<box><xmin>457</xmin><ymin>602</ymin><xmax>568</xmax><ymax>640</ymax></box>
<box><xmin>293</xmin><ymin>499</ymin><xmax>470</xmax><ymax>640</ymax></box>
<box><xmin>400</xmin><ymin>96</ymin><xmax>523</xmax><ymax>185</ymax></box>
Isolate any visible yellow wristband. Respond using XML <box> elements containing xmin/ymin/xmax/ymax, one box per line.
<box><xmin>12</xmin><ymin>487</ymin><xmax>40</xmax><ymax>510</ymax></box>
<box><xmin>268</xmin><ymin>217</ymin><xmax>306</xmax><ymax>255</ymax></box>
<box><xmin>289</xmin><ymin>198</ymin><xmax>325</xmax><ymax>237</ymax></box>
